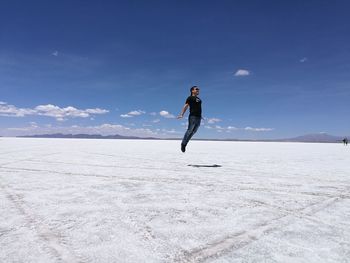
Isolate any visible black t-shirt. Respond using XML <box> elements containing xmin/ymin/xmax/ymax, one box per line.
<box><xmin>186</xmin><ymin>96</ymin><xmax>202</xmax><ymax>117</ymax></box>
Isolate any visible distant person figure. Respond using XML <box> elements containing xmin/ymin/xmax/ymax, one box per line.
<box><xmin>177</xmin><ymin>86</ymin><xmax>202</xmax><ymax>153</ymax></box>
<box><xmin>343</xmin><ymin>138</ymin><xmax>348</xmax><ymax>146</ymax></box>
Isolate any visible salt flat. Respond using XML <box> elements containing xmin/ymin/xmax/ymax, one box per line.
<box><xmin>0</xmin><ymin>138</ymin><xmax>349</xmax><ymax>263</ymax></box>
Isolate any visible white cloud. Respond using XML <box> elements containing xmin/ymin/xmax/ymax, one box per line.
<box><xmin>205</xmin><ymin>125</ymin><xmax>268</xmax><ymax>133</ymax></box>
<box><xmin>129</xmin><ymin>110</ymin><xmax>146</xmax><ymax>116</ymax></box>
<box><xmin>160</xmin><ymin>129</ymin><xmax>179</xmax><ymax>134</ymax></box>
<box><xmin>34</xmin><ymin>104</ymin><xmax>108</xmax><ymax>121</ymax></box>
<box><xmin>207</xmin><ymin>118</ymin><xmax>222</xmax><ymax>124</ymax></box>
<box><xmin>99</xmin><ymin>123</ymin><xmax>128</xmax><ymax>131</ymax></box>
<box><xmin>52</xmin><ymin>51</ymin><xmax>59</xmax><ymax>56</ymax></box>
<box><xmin>159</xmin><ymin>110</ymin><xmax>175</xmax><ymax>119</ymax></box>
<box><xmin>120</xmin><ymin>110</ymin><xmax>146</xmax><ymax>118</ymax></box>
<box><xmin>234</xmin><ymin>69</ymin><xmax>250</xmax><ymax>77</ymax></box>
<box><xmin>152</xmin><ymin>119</ymin><xmax>160</xmax><ymax>123</ymax></box>
<box><xmin>205</xmin><ymin>125</ymin><xmax>236</xmax><ymax>132</ymax></box>
<box><xmin>120</xmin><ymin>114</ymin><xmax>133</xmax><ymax>118</ymax></box>
<box><xmin>245</xmin><ymin>127</ymin><xmax>274</xmax><ymax>132</ymax></box>
<box><xmin>7</xmin><ymin>122</ymin><xmax>38</xmax><ymax>131</ymax></box>
<box><xmin>29</xmin><ymin>122</ymin><xmax>38</xmax><ymax>128</ymax></box>
<box><xmin>0</xmin><ymin>103</ymin><xmax>36</xmax><ymax>117</ymax></box>
<box><xmin>300</xmin><ymin>57</ymin><xmax>308</xmax><ymax>63</ymax></box>
<box><xmin>0</xmin><ymin>102</ymin><xmax>109</xmax><ymax>121</ymax></box>
<box><xmin>86</xmin><ymin>108</ymin><xmax>109</xmax><ymax>114</ymax></box>
<box><xmin>35</xmin><ymin>105</ymin><xmax>90</xmax><ymax>119</ymax></box>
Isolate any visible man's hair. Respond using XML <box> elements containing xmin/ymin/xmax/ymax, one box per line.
<box><xmin>190</xmin><ymin>86</ymin><xmax>198</xmax><ymax>95</ymax></box>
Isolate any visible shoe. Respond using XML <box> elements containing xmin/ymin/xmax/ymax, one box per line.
<box><xmin>181</xmin><ymin>144</ymin><xmax>186</xmax><ymax>153</ymax></box>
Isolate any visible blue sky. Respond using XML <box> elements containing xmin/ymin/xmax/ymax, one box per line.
<box><xmin>1</xmin><ymin>0</ymin><xmax>350</xmax><ymax>139</ymax></box>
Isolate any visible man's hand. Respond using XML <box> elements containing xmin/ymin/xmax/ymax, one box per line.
<box><xmin>177</xmin><ymin>104</ymin><xmax>188</xmax><ymax>119</ymax></box>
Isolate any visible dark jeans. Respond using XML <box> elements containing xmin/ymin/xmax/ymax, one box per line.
<box><xmin>182</xmin><ymin>116</ymin><xmax>201</xmax><ymax>146</ymax></box>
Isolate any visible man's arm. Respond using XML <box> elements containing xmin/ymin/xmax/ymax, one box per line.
<box><xmin>177</xmin><ymin>103</ymin><xmax>189</xmax><ymax>119</ymax></box>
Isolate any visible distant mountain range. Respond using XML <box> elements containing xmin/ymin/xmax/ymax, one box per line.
<box><xmin>17</xmin><ymin>133</ymin><xmax>349</xmax><ymax>143</ymax></box>
<box><xmin>18</xmin><ymin>133</ymin><xmax>157</xmax><ymax>140</ymax></box>
<box><xmin>276</xmin><ymin>133</ymin><xmax>347</xmax><ymax>143</ymax></box>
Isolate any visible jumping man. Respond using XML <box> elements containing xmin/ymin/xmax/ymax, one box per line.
<box><xmin>177</xmin><ymin>86</ymin><xmax>202</xmax><ymax>152</ymax></box>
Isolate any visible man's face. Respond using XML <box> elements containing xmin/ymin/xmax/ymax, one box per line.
<box><xmin>193</xmin><ymin>87</ymin><xmax>200</xmax><ymax>95</ymax></box>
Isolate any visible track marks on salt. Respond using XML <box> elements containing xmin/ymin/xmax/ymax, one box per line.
<box><xmin>175</xmin><ymin>197</ymin><xmax>342</xmax><ymax>262</ymax></box>
<box><xmin>0</xmin><ymin>183</ymin><xmax>85</xmax><ymax>263</ymax></box>
<box><xmin>1</xmin><ymin>165</ymin><xmax>349</xmax><ymax>203</ymax></box>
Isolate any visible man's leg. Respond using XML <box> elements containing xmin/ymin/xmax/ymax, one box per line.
<box><xmin>181</xmin><ymin>117</ymin><xmax>196</xmax><ymax>151</ymax></box>
<box><xmin>186</xmin><ymin>119</ymin><xmax>200</xmax><ymax>142</ymax></box>
<box><xmin>181</xmin><ymin>117</ymin><xmax>200</xmax><ymax>152</ymax></box>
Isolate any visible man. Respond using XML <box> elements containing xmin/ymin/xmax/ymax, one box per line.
<box><xmin>177</xmin><ymin>86</ymin><xmax>202</xmax><ymax>152</ymax></box>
